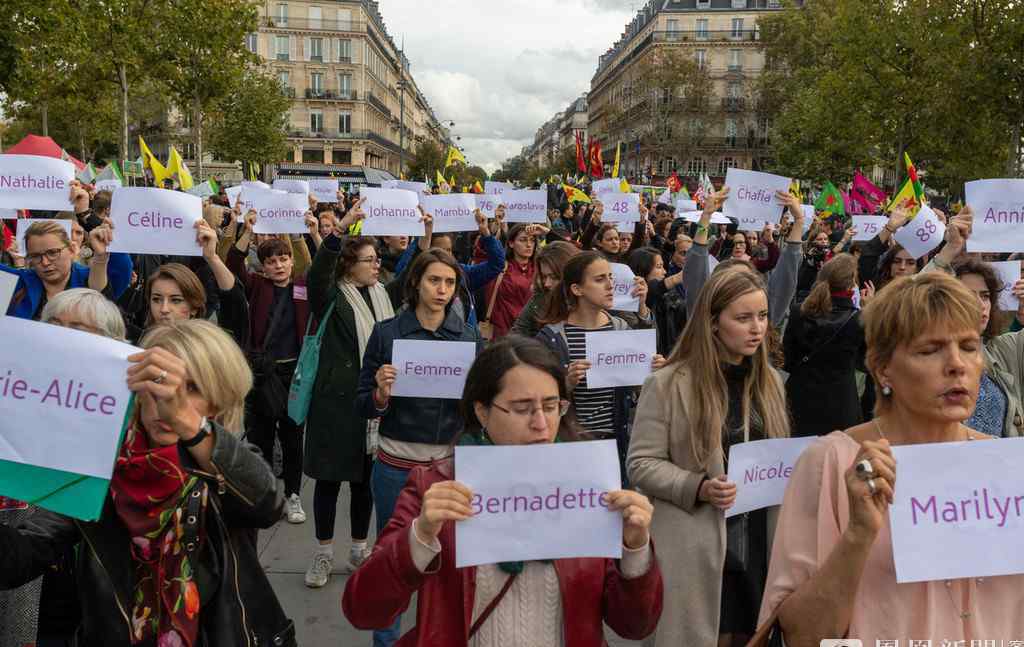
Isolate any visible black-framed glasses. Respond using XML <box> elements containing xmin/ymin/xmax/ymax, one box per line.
<box><xmin>491</xmin><ymin>399</ymin><xmax>571</xmax><ymax>419</ymax></box>
<box><xmin>26</xmin><ymin>247</ymin><xmax>68</xmax><ymax>266</ymax></box>
<box><xmin>356</xmin><ymin>256</ymin><xmax>381</xmax><ymax>265</ymax></box>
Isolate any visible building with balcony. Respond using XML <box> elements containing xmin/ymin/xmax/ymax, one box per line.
<box><xmin>588</xmin><ymin>0</ymin><xmax>795</xmax><ymax>185</ymax></box>
<box><xmin>524</xmin><ymin>94</ymin><xmax>588</xmax><ymax>171</ymax></box>
<box><xmin>245</xmin><ymin>0</ymin><xmax>448</xmax><ymax>183</ymax></box>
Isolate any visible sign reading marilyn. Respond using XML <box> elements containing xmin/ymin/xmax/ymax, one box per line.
<box><xmin>585</xmin><ymin>329</ymin><xmax>656</xmax><ymax>388</ymax></box>
<box><xmin>360</xmin><ymin>187</ymin><xmax>424</xmax><ymax>236</ymax></box>
<box><xmin>108</xmin><ymin>187</ymin><xmax>203</xmax><ymax>256</ymax></box>
<box><xmin>390</xmin><ymin>340</ymin><xmax>477</xmax><ymax>399</ymax></box>
<box><xmin>721</xmin><ymin>168</ymin><xmax>791</xmax><ymax>232</ymax></box>
<box><xmin>890</xmin><ymin>437</ymin><xmax>1024</xmax><ymax>583</ymax></box>
<box><xmin>454</xmin><ymin>440</ymin><xmax>622</xmax><ymax>568</ymax></box>
<box><xmin>965</xmin><ymin>179</ymin><xmax>1024</xmax><ymax>253</ymax></box>
<box><xmin>502</xmin><ymin>189</ymin><xmax>547</xmax><ymax>223</ymax></box>
<box><xmin>725</xmin><ymin>436</ymin><xmax>817</xmax><ymax>518</ymax></box>
<box><xmin>0</xmin><ymin>155</ymin><xmax>75</xmax><ymax>211</ymax></box>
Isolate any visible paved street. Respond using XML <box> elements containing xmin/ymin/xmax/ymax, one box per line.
<box><xmin>258</xmin><ymin>473</ymin><xmax>642</xmax><ymax>646</ymax></box>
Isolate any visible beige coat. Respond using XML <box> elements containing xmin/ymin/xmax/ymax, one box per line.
<box><xmin>627</xmin><ymin>365</ymin><xmax>780</xmax><ymax>646</ymax></box>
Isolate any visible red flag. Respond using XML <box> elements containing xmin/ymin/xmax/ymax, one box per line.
<box><xmin>589</xmin><ymin>139</ymin><xmax>604</xmax><ymax>179</ymax></box>
<box><xmin>1</xmin><ymin>222</ymin><xmax>12</xmax><ymax>252</ymax></box>
<box><xmin>575</xmin><ymin>131</ymin><xmax>587</xmax><ymax>173</ymax></box>
<box><xmin>851</xmin><ymin>171</ymin><xmax>886</xmax><ymax>213</ymax></box>
<box><xmin>667</xmin><ymin>171</ymin><xmax>682</xmax><ymax>193</ymax></box>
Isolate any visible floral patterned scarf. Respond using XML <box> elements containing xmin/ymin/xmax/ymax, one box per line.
<box><xmin>109</xmin><ymin>428</ymin><xmax>205</xmax><ymax>647</ymax></box>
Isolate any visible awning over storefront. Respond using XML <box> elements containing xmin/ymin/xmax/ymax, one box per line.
<box><xmin>275</xmin><ymin>164</ymin><xmax>396</xmax><ymax>187</ymax></box>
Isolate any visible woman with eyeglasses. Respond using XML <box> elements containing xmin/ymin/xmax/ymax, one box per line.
<box><xmin>3</xmin><ymin>220</ymin><xmax>133</xmax><ymax>320</ymax></box>
<box><xmin>303</xmin><ymin>229</ymin><xmax>397</xmax><ymax>589</ymax></box>
<box><xmin>343</xmin><ymin>336</ymin><xmax>663</xmax><ymax>646</ymax></box>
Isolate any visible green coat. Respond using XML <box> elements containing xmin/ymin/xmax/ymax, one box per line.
<box><xmin>303</xmin><ymin>243</ymin><xmax>372</xmax><ymax>483</ymax></box>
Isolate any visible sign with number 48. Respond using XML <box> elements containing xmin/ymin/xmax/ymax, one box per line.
<box><xmin>893</xmin><ymin>204</ymin><xmax>945</xmax><ymax>259</ymax></box>
<box><xmin>602</xmin><ymin>192</ymin><xmax>640</xmax><ymax>224</ymax></box>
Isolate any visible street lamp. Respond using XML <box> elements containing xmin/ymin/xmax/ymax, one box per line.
<box><xmin>397</xmin><ymin>79</ymin><xmax>408</xmax><ymax>174</ymax></box>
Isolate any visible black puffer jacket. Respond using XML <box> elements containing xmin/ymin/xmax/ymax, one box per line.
<box><xmin>0</xmin><ymin>427</ymin><xmax>295</xmax><ymax>647</ymax></box>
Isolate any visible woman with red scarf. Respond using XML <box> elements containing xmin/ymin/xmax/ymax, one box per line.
<box><xmin>0</xmin><ymin>320</ymin><xmax>296</xmax><ymax>647</ymax></box>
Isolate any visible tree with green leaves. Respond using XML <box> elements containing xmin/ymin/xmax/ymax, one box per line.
<box><xmin>405</xmin><ymin>141</ymin><xmax>446</xmax><ymax>181</ymax></box>
<box><xmin>207</xmin><ymin>69</ymin><xmax>290</xmax><ymax>167</ymax></box>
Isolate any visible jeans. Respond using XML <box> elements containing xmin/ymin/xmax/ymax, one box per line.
<box><xmin>370</xmin><ymin>460</ymin><xmax>411</xmax><ymax>647</ymax></box>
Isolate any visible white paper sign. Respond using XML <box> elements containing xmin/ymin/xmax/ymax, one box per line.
<box><xmin>585</xmin><ymin>329</ymin><xmax>656</xmax><ymax>388</ymax></box>
<box><xmin>0</xmin><ymin>155</ymin><xmax>75</xmax><ymax>211</ymax></box>
<box><xmin>475</xmin><ymin>193</ymin><xmax>503</xmax><ymax>219</ymax></box>
<box><xmin>893</xmin><ymin>204</ymin><xmax>945</xmax><ymax>259</ymax></box>
<box><xmin>95</xmin><ymin>179</ymin><xmax>123</xmax><ymax>194</ymax></box>
<box><xmin>225</xmin><ymin>185</ymin><xmax>244</xmax><ymax>209</ymax></box>
<box><xmin>722</xmin><ymin>168</ymin><xmax>791</xmax><ymax>232</ymax></box>
<box><xmin>0</xmin><ymin>317</ymin><xmax>138</xmax><ymax>479</ymax></box>
<box><xmin>601</xmin><ymin>192</ymin><xmax>640</xmax><ymax>224</ymax></box>
<box><xmin>360</xmin><ymin>188</ymin><xmax>424</xmax><ymax>236</ymax></box>
<box><xmin>503</xmin><ymin>189</ymin><xmax>547</xmax><ymax>224</ymax></box>
<box><xmin>454</xmin><ymin>440</ymin><xmax>622</xmax><ymax>568</ymax></box>
<box><xmin>682</xmin><ymin>210</ymin><xmax>731</xmax><ymax>225</ymax></box>
<box><xmin>610</xmin><ymin>262</ymin><xmax>639</xmax><ymax>312</ymax></box>
<box><xmin>382</xmin><ymin>180</ymin><xmax>430</xmax><ymax>200</ymax></box>
<box><xmin>186</xmin><ymin>182</ymin><xmax>215</xmax><ymax>199</ymax></box>
<box><xmin>990</xmin><ymin>260</ymin><xmax>1022</xmax><ymax>311</ymax></box>
<box><xmin>108</xmin><ymin>187</ymin><xmax>203</xmax><ymax>256</ymax></box>
<box><xmin>309</xmin><ymin>178</ymin><xmax>339</xmax><ymax>203</ymax></box>
<box><xmin>799</xmin><ymin>205</ymin><xmax>816</xmax><ymax>233</ymax></box>
<box><xmin>592</xmin><ymin>178</ymin><xmax>620</xmax><ymax>199</ymax></box>
<box><xmin>851</xmin><ymin>215</ymin><xmax>889</xmax><ymax>241</ymax></box>
<box><xmin>242</xmin><ymin>180</ymin><xmax>270</xmax><ymax>191</ymax></box>
<box><xmin>966</xmin><ymin>179</ymin><xmax>1024</xmax><ymax>253</ymax></box>
<box><xmin>419</xmin><ymin>194</ymin><xmax>478</xmax><ymax>233</ymax></box>
<box><xmin>676</xmin><ymin>199</ymin><xmax>698</xmax><ymax>212</ymax></box>
<box><xmin>0</xmin><ymin>272</ymin><xmax>18</xmax><ymax>313</ymax></box>
<box><xmin>390</xmin><ymin>339</ymin><xmax>476</xmax><ymax>399</ymax></box>
<box><xmin>16</xmin><ymin>219</ymin><xmax>73</xmax><ymax>255</ymax></box>
<box><xmin>725</xmin><ymin>436</ymin><xmax>817</xmax><ymax>517</ymax></box>
<box><xmin>890</xmin><ymin>438</ymin><xmax>1024</xmax><ymax>583</ymax></box>
<box><xmin>485</xmin><ymin>181</ymin><xmax>515</xmax><ymax>195</ymax></box>
<box><xmin>272</xmin><ymin>178</ymin><xmax>310</xmax><ymax>196</ymax></box>
<box><xmin>247</xmin><ymin>188</ymin><xmax>309</xmax><ymax>234</ymax></box>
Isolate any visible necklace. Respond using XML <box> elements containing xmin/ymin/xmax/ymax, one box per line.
<box><xmin>873</xmin><ymin>418</ymin><xmax>978</xmax><ymax>620</ymax></box>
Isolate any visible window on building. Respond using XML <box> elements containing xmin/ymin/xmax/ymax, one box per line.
<box><xmin>337</xmin><ymin>8</ymin><xmax>352</xmax><ymax>30</ymax></box>
<box><xmin>338</xmin><ymin>73</ymin><xmax>352</xmax><ymax>97</ymax></box>
<box><xmin>302</xmin><ymin>148</ymin><xmax>324</xmax><ymax>163</ymax></box>
<box><xmin>275</xmin><ymin>35</ymin><xmax>289</xmax><ymax>61</ymax></box>
<box><xmin>245</xmin><ymin>33</ymin><xmax>257</xmax><ymax>54</ymax></box>
<box><xmin>732</xmin><ymin>18</ymin><xmax>745</xmax><ymax>39</ymax></box>
<box><xmin>339</xmin><ymin>111</ymin><xmax>351</xmax><ymax>134</ymax></box>
<box><xmin>687</xmin><ymin>157</ymin><xmax>706</xmax><ymax>176</ymax></box>
<box><xmin>696</xmin><ymin>0</ymin><xmax>711</xmax><ymax>8</ymax></box>
<box><xmin>718</xmin><ymin>157</ymin><xmax>737</xmax><ymax>175</ymax></box>
<box><xmin>666</xmin><ymin>18</ymin><xmax>680</xmax><ymax>39</ymax></box>
<box><xmin>728</xmin><ymin>82</ymin><xmax>742</xmax><ymax>98</ymax></box>
<box><xmin>729</xmin><ymin>49</ymin><xmax>742</xmax><ymax>70</ymax></box>
<box><xmin>310</xmin><ymin>37</ymin><xmax>323</xmax><ymax>62</ymax></box>
<box><xmin>277</xmin><ymin>71</ymin><xmax>290</xmax><ymax>94</ymax></box>
<box><xmin>695</xmin><ymin>49</ymin><xmax>707</xmax><ymax>69</ymax></box>
<box><xmin>308</xmin><ymin>6</ymin><xmax>321</xmax><ymax>29</ymax></box>
<box><xmin>333</xmin><ymin>149</ymin><xmax>353</xmax><ymax>165</ymax></box>
<box><xmin>310</xmin><ymin>109</ymin><xmax>323</xmax><ymax>133</ymax></box>
<box><xmin>276</xmin><ymin>3</ymin><xmax>288</xmax><ymax>25</ymax></box>
<box><xmin>732</xmin><ymin>0</ymin><xmax>747</xmax><ymax>8</ymax></box>
<box><xmin>311</xmin><ymin>72</ymin><xmax>323</xmax><ymax>93</ymax></box>
<box><xmin>725</xmin><ymin>119</ymin><xmax>738</xmax><ymax>145</ymax></box>
<box><xmin>696</xmin><ymin>18</ymin><xmax>709</xmax><ymax>39</ymax></box>
<box><xmin>337</xmin><ymin>39</ymin><xmax>352</xmax><ymax>62</ymax></box>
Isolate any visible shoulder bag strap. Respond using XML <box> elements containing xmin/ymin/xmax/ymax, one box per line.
<box><xmin>467</xmin><ymin>571</ymin><xmax>519</xmax><ymax>639</ymax></box>
<box><xmin>483</xmin><ymin>264</ymin><xmax>508</xmax><ymax>323</ymax></box>
<box><xmin>313</xmin><ymin>299</ymin><xmax>336</xmax><ymax>341</ymax></box>
<box><xmin>799</xmin><ymin>310</ymin><xmax>856</xmax><ymax>366</ymax></box>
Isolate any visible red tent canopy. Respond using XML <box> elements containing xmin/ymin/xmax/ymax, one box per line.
<box><xmin>4</xmin><ymin>134</ymin><xmax>86</xmax><ymax>171</ymax></box>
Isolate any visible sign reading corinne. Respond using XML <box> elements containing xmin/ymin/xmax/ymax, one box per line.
<box><xmin>454</xmin><ymin>440</ymin><xmax>622</xmax><ymax>568</ymax></box>
<box><xmin>108</xmin><ymin>187</ymin><xmax>203</xmax><ymax>256</ymax></box>
<box><xmin>0</xmin><ymin>154</ymin><xmax>75</xmax><ymax>211</ymax></box>
<box><xmin>965</xmin><ymin>179</ymin><xmax>1024</xmax><ymax>253</ymax></box>
<box><xmin>390</xmin><ymin>340</ymin><xmax>476</xmax><ymax>399</ymax></box>
<box><xmin>247</xmin><ymin>187</ymin><xmax>308</xmax><ymax>234</ymax></box>
<box><xmin>360</xmin><ymin>187</ymin><xmax>424</xmax><ymax>236</ymax></box>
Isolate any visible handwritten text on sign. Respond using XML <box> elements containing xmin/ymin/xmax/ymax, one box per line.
<box><xmin>890</xmin><ymin>437</ymin><xmax>1024</xmax><ymax>583</ymax></box>
<box><xmin>475</xmin><ymin>193</ymin><xmax>502</xmax><ymax>219</ymax></box>
<box><xmin>893</xmin><ymin>204</ymin><xmax>945</xmax><ymax>259</ymax></box>
<box><xmin>610</xmin><ymin>262</ymin><xmax>640</xmax><ymax>313</ymax></box>
<box><xmin>108</xmin><ymin>187</ymin><xmax>203</xmax><ymax>256</ymax></box>
<box><xmin>454</xmin><ymin>440</ymin><xmax>622</xmax><ymax>567</ymax></box>
<box><xmin>0</xmin><ymin>155</ymin><xmax>75</xmax><ymax>211</ymax></box>
<box><xmin>0</xmin><ymin>317</ymin><xmax>138</xmax><ymax>480</ymax></box>
<box><xmin>851</xmin><ymin>215</ymin><xmax>889</xmax><ymax>241</ymax></box>
<box><xmin>360</xmin><ymin>188</ymin><xmax>424</xmax><ymax>236</ymax></box>
<box><xmin>420</xmin><ymin>194</ymin><xmax>478</xmax><ymax>233</ymax></box>
<box><xmin>991</xmin><ymin>260</ymin><xmax>1021</xmax><ymax>311</ymax></box>
<box><xmin>272</xmin><ymin>178</ymin><xmax>310</xmax><ymax>196</ymax></box>
<box><xmin>585</xmin><ymin>329</ymin><xmax>656</xmax><ymax>388</ymax></box>
<box><xmin>502</xmin><ymin>189</ymin><xmax>547</xmax><ymax>223</ymax></box>
<box><xmin>966</xmin><ymin>179</ymin><xmax>1024</xmax><ymax>253</ymax></box>
<box><xmin>602</xmin><ymin>192</ymin><xmax>640</xmax><ymax>224</ymax></box>
<box><xmin>309</xmin><ymin>178</ymin><xmax>339</xmax><ymax>203</ymax></box>
<box><xmin>725</xmin><ymin>436</ymin><xmax>817</xmax><ymax>517</ymax></box>
<box><xmin>722</xmin><ymin>168</ymin><xmax>791</xmax><ymax>232</ymax></box>
<box><xmin>390</xmin><ymin>339</ymin><xmax>476</xmax><ymax>399</ymax></box>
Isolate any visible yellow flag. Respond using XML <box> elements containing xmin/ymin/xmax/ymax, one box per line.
<box><xmin>619</xmin><ymin>177</ymin><xmax>631</xmax><ymax>193</ymax></box>
<box><xmin>138</xmin><ymin>136</ymin><xmax>172</xmax><ymax>187</ymax></box>
<box><xmin>611</xmin><ymin>142</ymin><xmax>621</xmax><ymax>178</ymax></box>
<box><xmin>885</xmin><ymin>176</ymin><xmax>920</xmax><ymax>218</ymax></box>
<box><xmin>444</xmin><ymin>145</ymin><xmax>466</xmax><ymax>168</ymax></box>
<box><xmin>436</xmin><ymin>170</ymin><xmax>450</xmax><ymax>194</ymax></box>
<box><xmin>167</xmin><ymin>147</ymin><xmax>194</xmax><ymax>190</ymax></box>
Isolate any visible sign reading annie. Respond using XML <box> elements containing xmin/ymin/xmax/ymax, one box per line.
<box><xmin>108</xmin><ymin>187</ymin><xmax>203</xmax><ymax>256</ymax></box>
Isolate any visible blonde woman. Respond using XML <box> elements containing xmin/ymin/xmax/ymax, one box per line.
<box><xmin>627</xmin><ymin>269</ymin><xmax>791</xmax><ymax>647</ymax></box>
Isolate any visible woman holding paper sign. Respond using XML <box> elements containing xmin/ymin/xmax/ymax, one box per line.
<box><xmin>627</xmin><ymin>268</ymin><xmax>791</xmax><ymax>647</ymax></box>
<box><xmin>0</xmin><ymin>320</ymin><xmax>297</xmax><ymax>647</ymax></box>
<box><xmin>754</xmin><ymin>272</ymin><xmax>1024</xmax><ymax>645</ymax></box>
<box><xmin>343</xmin><ymin>336</ymin><xmax>663</xmax><ymax>646</ymax></box>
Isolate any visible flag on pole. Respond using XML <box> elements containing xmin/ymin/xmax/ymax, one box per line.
<box><xmin>436</xmin><ymin>170</ymin><xmax>450</xmax><ymax>194</ymax></box>
<box><xmin>138</xmin><ymin>136</ymin><xmax>172</xmax><ymax>186</ymax></box>
<box><xmin>76</xmin><ymin>163</ymin><xmax>97</xmax><ymax>184</ymax></box>
<box><xmin>851</xmin><ymin>171</ymin><xmax>886</xmax><ymax>213</ymax></box>
<box><xmin>472</xmin><ymin>180</ymin><xmax>484</xmax><ymax>193</ymax></box>
<box><xmin>619</xmin><ymin>177</ymin><xmax>631</xmax><ymax>193</ymax></box>
<box><xmin>885</xmin><ymin>176</ymin><xmax>920</xmax><ymax>216</ymax></box>
<box><xmin>611</xmin><ymin>142</ymin><xmax>621</xmax><ymax>178</ymax></box>
<box><xmin>666</xmin><ymin>170</ymin><xmax>682</xmax><ymax>194</ymax></box>
<box><xmin>93</xmin><ymin>162</ymin><xmax>125</xmax><ymax>187</ymax></box>
<box><xmin>814</xmin><ymin>180</ymin><xmax>846</xmax><ymax>217</ymax></box>
<box><xmin>904</xmin><ymin>152</ymin><xmax>925</xmax><ymax>205</ymax></box>
<box><xmin>167</xmin><ymin>147</ymin><xmax>194</xmax><ymax>190</ymax></box>
<box><xmin>575</xmin><ymin>131</ymin><xmax>587</xmax><ymax>173</ymax></box>
<box><xmin>589</xmin><ymin>139</ymin><xmax>604</xmax><ymax>178</ymax></box>
<box><xmin>444</xmin><ymin>145</ymin><xmax>466</xmax><ymax>168</ymax></box>
<box><xmin>187</xmin><ymin>178</ymin><xmax>219</xmax><ymax>198</ymax></box>
<box><xmin>563</xmin><ymin>184</ymin><xmax>591</xmax><ymax>204</ymax></box>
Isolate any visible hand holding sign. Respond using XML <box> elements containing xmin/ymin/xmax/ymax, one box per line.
<box><xmin>722</xmin><ymin>169</ymin><xmax>791</xmax><ymax>232</ymax></box>
<box><xmin>416</xmin><ymin>480</ymin><xmax>474</xmax><ymax>544</ymax></box>
<box><xmin>893</xmin><ymin>204</ymin><xmax>946</xmax><ymax>259</ymax></box>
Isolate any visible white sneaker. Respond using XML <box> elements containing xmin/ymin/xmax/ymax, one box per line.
<box><xmin>304</xmin><ymin>551</ymin><xmax>333</xmax><ymax>588</ymax></box>
<box><xmin>285</xmin><ymin>494</ymin><xmax>306</xmax><ymax>524</ymax></box>
<box><xmin>348</xmin><ymin>544</ymin><xmax>372</xmax><ymax>571</ymax></box>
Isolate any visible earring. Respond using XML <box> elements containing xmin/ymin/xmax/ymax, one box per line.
<box><xmin>881</xmin><ymin>385</ymin><xmax>892</xmax><ymax>396</ymax></box>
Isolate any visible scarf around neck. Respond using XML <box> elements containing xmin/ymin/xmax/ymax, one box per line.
<box><xmin>338</xmin><ymin>280</ymin><xmax>394</xmax><ymax>367</ymax></box>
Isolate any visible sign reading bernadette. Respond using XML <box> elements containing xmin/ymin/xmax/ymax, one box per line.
<box><xmin>108</xmin><ymin>187</ymin><xmax>203</xmax><ymax>256</ymax></box>
<box><xmin>390</xmin><ymin>340</ymin><xmax>476</xmax><ymax>399</ymax></box>
<box><xmin>721</xmin><ymin>168</ymin><xmax>791</xmax><ymax>232</ymax></box>
<box><xmin>454</xmin><ymin>440</ymin><xmax>622</xmax><ymax>567</ymax></box>
<box><xmin>890</xmin><ymin>437</ymin><xmax>1024</xmax><ymax>583</ymax></box>
<box><xmin>725</xmin><ymin>436</ymin><xmax>817</xmax><ymax>518</ymax></box>
<box><xmin>0</xmin><ymin>154</ymin><xmax>75</xmax><ymax>211</ymax></box>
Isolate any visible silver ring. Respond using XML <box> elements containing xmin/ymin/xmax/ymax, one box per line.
<box><xmin>855</xmin><ymin>459</ymin><xmax>874</xmax><ymax>478</ymax></box>
<box><xmin>153</xmin><ymin>370</ymin><xmax>168</xmax><ymax>385</ymax></box>
<box><xmin>867</xmin><ymin>478</ymin><xmax>877</xmax><ymax>495</ymax></box>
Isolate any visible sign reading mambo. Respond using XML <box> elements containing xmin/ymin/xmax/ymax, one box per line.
<box><xmin>0</xmin><ymin>317</ymin><xmax>137</xmax><ymax>481</ymax></box>
<box><xmin>309</xmin><ymin>178</ymin><xmax>339</xmax><ymax>203</ymax></box>
<box><xmin>454</xmin><ymin>440</ymin><xmax>622</xmax><ymax>568</ymax></box>
<box><xmin>851</xmin><ymin>215</ymin><xmax>888</xmax><ymax>241</ymax></box>
<box><xmin>601</xmin><ymin>192</ymin><xmax>640</xmax><ymax>224</ymax></box>
<box><xmin>360</xmin><ymin>187</ymin><xmax>424</xmax><ymax>236</ymax></box>
<box><xmin>502</xmin><ymin>189</ymin><xmax>547</xmax><ymax>223</ymax></box>
<box><xmin>965</xmin><ymin>179</ymin><xmax>1024</xmax><ymax>253</ymax></box>
<box><xmin>15</xmin><ymin>219</ymin><xmax>73</xmax><ymax>255</ymax></box>
<box><xmin>243</xmin><ymin>187</ymin><xmax>309</xmax><ymax>235</ymax></box>
<box><xmin>990</xmin><ymin>260</ymin><xmax>1021</xmax><ymax>312</ymax></box>
<box><xmin>272</xmin><ymin>178</ymin><xmax>310</xmax><ymax>196</ymax></box>
<box><xmin>890</xmin><ymin>437</ymin><xmax>1024</xmax><ymax>583</ymax></box>
<box><xmin>585</xmin><ymin>329</ymin><xmax>656</xmax><ymax>388</ymax></box>
<box><xmin>0</xmin><ymin>154</ymin><xmax>75</xmax><ymax>211</ymax></box>
<box><xmin>420</xmin><ymin>194</ymin><xmax>478</xmax><ymax>233</ymax></box>
<box><xmin>893</xmin><ymin>204</ymin><xmax>945</xmax><ymax>259</ymax></box>
<box><xmin>108</xmin><ymin>187</ymin><xmax>203</xmax><ymax>256</ymax></box>
<box><xmin>725</xmin><ymin>436</ymin><xmax>817</xmax><ymax>517</ymax></box>
<box><xmin>390</xmin><ymin>340</ymin><xmax>476</xmax><ymax>399</ymax></box>
<box><xmin>721</xmin><ymin>168</ymin><xmax>791</xmax><ymax>232</ymax></box>
<box><xmin>610</xmin><ymin>262</ymin><xmax>640</xmax><ymax>313</ymax></box>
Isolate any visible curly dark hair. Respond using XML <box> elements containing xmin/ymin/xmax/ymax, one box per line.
<box><xmin>953</xmin><ymin>257</ymin><xmax>1005</xmax><ymax>339</ymax></box>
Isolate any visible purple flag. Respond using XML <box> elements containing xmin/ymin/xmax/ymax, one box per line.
<box><xmin>853</xmin><ymin>171</ymin><xmax>886</xmax><ymax>212</ymax></box>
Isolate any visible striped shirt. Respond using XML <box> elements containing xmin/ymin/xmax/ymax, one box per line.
<box><xmin>564</xmin><ymin>322</ymin><xmax>616</xmax><ymax>436</ymax></box>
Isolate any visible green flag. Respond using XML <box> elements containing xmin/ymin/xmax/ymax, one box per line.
<box><xmin>814</xmin><ymin>181</ymin><xmax>846</xmax><ymax>217</ymax></box>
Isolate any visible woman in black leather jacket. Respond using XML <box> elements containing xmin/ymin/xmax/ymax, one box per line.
<box><xmin>0</xmin><ymin>320</ymin><xmax>295</xmax><ymax>647</ymax></box>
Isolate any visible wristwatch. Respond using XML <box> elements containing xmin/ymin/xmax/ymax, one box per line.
<box><xmin>180</xmin><ymin>417</ymin><xmax>213</xmax><ymax>448</ymax></box>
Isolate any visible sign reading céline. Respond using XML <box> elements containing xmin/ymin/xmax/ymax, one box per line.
<box><xmin>108</xmin><ymin>187</ymin><xmax>203</xmax><ymax>256</ymax></box>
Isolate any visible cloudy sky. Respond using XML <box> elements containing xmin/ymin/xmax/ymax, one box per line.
<box><xmin>379</xmin><ymin>0</ymin><xmax>641</xmax><ymax>174</ymax></box>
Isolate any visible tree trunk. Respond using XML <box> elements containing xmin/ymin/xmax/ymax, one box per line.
<box><xmin>118</xmin><ymin>64</ymin><xmax>130</xmax><ymax>162</ymax></box>
<box><xmin>1009</xmin><ymin>121</ymin><xmax>1022</xmax><ymax>177</ymax></box>
<box><xmin>40</xmin><ymin>103</ymin><xmax>49</xmax><ymax>137</ymax></box>
<box><xmin>194</xmin><ymin>95</ymin><xmax>204</xmax><ymax>179</ymax></box>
